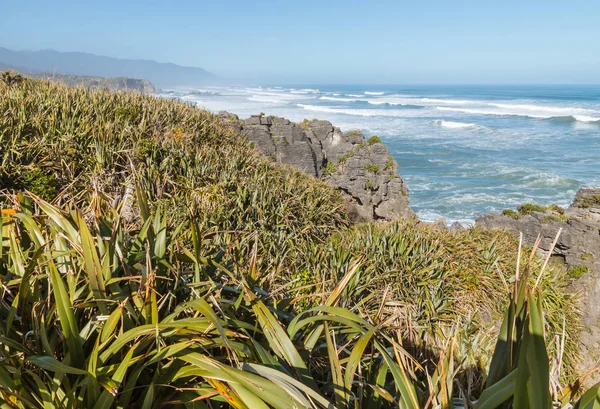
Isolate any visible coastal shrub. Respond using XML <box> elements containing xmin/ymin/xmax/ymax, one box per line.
<box><xmin>21</xmin><ymin>167</ymin><xmax>58</xmax><ymax>201</ymax></box>
<box><xmin>297</xmin><ymin>220</ymin><xmax>581</xmax><ymax>391</ymax></box>
<box><xmin>502</xmin><ymin>208</ymin><xmax>519</xmax><ymax>219</ymax></box>
<box><xmin>0</xmin><ymin>78</ymin><xmax>349</xmax><ymax>279</ymax></box>
<box><xmin>518</xmin><ymin>203</ymin><xmax>548</xmax><ymax>215</ymax></box>
<box><xmin>367</xmin><ymin>135</ymin><xmax>382</xmax><ymax>145</ymax></box>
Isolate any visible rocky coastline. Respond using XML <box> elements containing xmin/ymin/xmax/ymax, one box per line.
<box><xmin>222</xmin><ymin>113</ymin><xmax>415</xmax><ymax>222</ymax></box>
<box><xmin>228</xmin><ymin>112</ymin><xmax>600</xmax><ymax>381</ymax></box>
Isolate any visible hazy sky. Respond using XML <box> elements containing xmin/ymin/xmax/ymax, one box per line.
<box><xmin>1</xmin><ymin>0</ymin><xmax>599</xmax><ymax>84</ymax></box>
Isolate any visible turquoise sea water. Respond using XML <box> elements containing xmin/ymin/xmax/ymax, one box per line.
<box><xmin>158</xmin><ymin>84</ymin><xmax>600</xmax><ymax>224</ymax></box>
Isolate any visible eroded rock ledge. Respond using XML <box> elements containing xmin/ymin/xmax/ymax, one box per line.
<box><xmin>223</xmin><ymin>113</ymin><xmax>415</xmax><ymax>222</ymax></box>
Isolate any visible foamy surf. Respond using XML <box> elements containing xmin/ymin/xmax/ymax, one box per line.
<box><xmin>320</xmin><ymin>96</ymin><xmax>361</xmax><ymax>102</ymax></box>
<box><xmin>433</xmin><ymin>120</ymin><xmax>480</xmax><ymax>129</ymax></box>
<box><xmin>364</xmin><ymin>91</ymin><xmax>385</xmax><ymax>95</ymax></box>
<box><xmin>436</xmin><ymin>106</ymin><xmax>600</xmax><ymax>123</ymax></box>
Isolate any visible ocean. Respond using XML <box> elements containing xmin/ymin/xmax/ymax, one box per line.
<box><xmin>156</xmin><ymin>84</ymin><xmax>600</xmax><ymax>225</ymax></box>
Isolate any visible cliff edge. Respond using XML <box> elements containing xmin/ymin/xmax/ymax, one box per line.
<box><xmin>224</xmin><ymin>113</ymin><xmax>415</xmax><ymax>222</ymax></box>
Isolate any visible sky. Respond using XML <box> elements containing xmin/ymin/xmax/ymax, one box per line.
<box><xmin>1</xmin><ymin>0</ymin><xmax>599</xmax><ymax>84</ymax></box>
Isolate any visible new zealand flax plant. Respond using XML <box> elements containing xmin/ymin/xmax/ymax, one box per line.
<box><xmin>1</xmin><ymin>191</ymin><xmax>599</xmax><ymax>409</ymax></box>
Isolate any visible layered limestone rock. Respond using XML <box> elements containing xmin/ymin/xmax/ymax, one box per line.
<box><xmin>476</xmin><ymin>189</ymin><xmax>600</xmax><ymax>381</ymax></box>
<box><xmin>230</xmin><ymin>113</ymin><xmax>415</xmax><ymax>222</ymax></box>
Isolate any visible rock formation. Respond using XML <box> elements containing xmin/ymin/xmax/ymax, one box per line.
<box><xmin>227</xmin><ymin>113</ymin><xmax>415</xmax><ymax>222</ymax></box>
<box><xmin>476</xmin><ymin>189</ymin><xmax>600</xmax><ymax>380</ymax></box>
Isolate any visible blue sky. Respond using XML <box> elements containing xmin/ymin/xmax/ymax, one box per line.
<box><xmin>1</xmin><ymin>0</ymin><xmax>599</xmax><ymax>84</ymax></box>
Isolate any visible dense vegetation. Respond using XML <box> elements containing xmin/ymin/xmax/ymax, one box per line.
<box><xmin>0</xmin><ymin>76</ymin><xmax>595</xmax><ymax>408</ymax></box>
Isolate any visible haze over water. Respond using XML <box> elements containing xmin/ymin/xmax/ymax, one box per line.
<box><xmin>158</xmin><ymin>84</ymin><xmax>600</xmax><ymax>224</ymax></box>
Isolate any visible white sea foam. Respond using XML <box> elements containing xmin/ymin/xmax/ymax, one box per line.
<box><xmin>247</xmin><ymin>96</ymin><xmax>285</xmax><ymax>103</ymax></box>
<box><xmin>347</xmin><ymin>94</ymin><xmax>363</xmax><ymax>97</ymax></box>
<box><xmin>573</xmin><ymin>115</ymin><xmax>600</xmax><ymax>123</ymax></box>
<box><xmin>367</xmin><ymin>97</ymin><xmax>423</xmax><ymax>106</ymax></box>
<box><xmin>421</xmin><ymin>98</ymin><xmax>476</xmax><ymax>105</ymax></box>
<box><xmin>364</xmin><ymin>91</ymin><xmax>385</xmax><ymax>95</ymax></box>
<box><xmin>320</xmin><ymin>96</ymin><xmax>360</xmax><ymax>102</ymax></box>
<box><xmin>297</xmin><ymin>104</ymin><xmax>411</xmax><ymax>117</ymax></box>
<box><xmin>291</xmin><ymin>88</ymin><xmax>321</xmax><ymax>94</ymax></box>
<box><xmin>433</xmin><ymin>120</ymin><xmax>480</xmax><ymax>129</ymax></box>
<box><xmin>436</xmin><ymin>106</ymin><xmax>600</xmax><ymax>122</ymax></box>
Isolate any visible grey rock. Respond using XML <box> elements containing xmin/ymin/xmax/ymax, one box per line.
<box><xmin>225</xmin><ymin>114</ymin><xmax>415</xmax><ymax>222</ymax></box>
<box><xmin>450</xmin><ymin>222</ymin><xmax>466</xmax><ymax>233</ymax></box>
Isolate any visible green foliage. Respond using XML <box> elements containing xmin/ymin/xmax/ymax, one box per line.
<box><xmin>363</xmin><ymin>163</ymin><xmax>380</xmax><ymax>173</ymax></box>
<box><xmin>0</xmin><ymin>197</ymin><xmax>590</xmax><ymax>408</ymax></box>
<box><xmin>581</xmin><ymin>253</ymin><xmax>594</xmax><ymax>262</ymax></box>
<box><xmin>0</xmin><ymin>78</ymin><xmax>349</xmax><ymax>282</ymax></box>
<box><xmin>365</xmin><ymin>180</ymin><xmax>376</xmax><ymax>190</ymax></box>
<box><xmin>576</xmin><ymin>195</ymin><xmax>600</xmax><ymax>209</ymax></box>
<box><xmin>321</xmin><ymin>161</ymin><xmax>336</xmax><ymax>176</ymax></box>
<box><xmin>502</xmin><ymin>208</ymin><xmax>520</xmax><ymax>219</ymax></box>
<box><xmin>385</xmin><ymin>155</ymin><xmax>395</xmax><ymax>172</ymax></box>
<box><xmin>542</xmin><ymin>214</ymin><xmax>568</xmax><ymax>223</ymax></box>
<box><xmin>549</xmin><ymin>203</ymin><xmax>565</xmax><ymax>215</ymax></box>
<box><xmin>518</xmin><ymin>203</ymin><xmax>548</xmax><ymax>215</ymax></box>
<box><xmin>299</xmin><ymin>221</ymin><xmax>580</xmax><ymax>386</ymax></box>
<box><xmin>367</xmin><ymin>135</ymin><xmax>382</xmax><ymax>145</ymax></box>
<box><xmin>568</xmin><ymin>265</ymin><xmax>589</xmax><ymax>279</ymax></box>
<box><xmin>347</xmin><ymin>129</ymin><xmax>362</xmax><ymax>136</ymax></box>
<box><xmin>21</xmin><ymin>168</ymin><xmax>58</xmax><ymax>201</ymax></box>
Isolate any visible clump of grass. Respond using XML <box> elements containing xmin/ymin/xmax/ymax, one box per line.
<box><xmin>337</xmin><ymin>143</ymin><xmax>366</xmax><ymax>165</ymax></box>
<box><xmin>384</xmin><ymin>155</ymin><xmax>395</xmax><ymax>172</ymax></box>
<box><xmin>518</xmin><ymin>203</ymin><xmax>548</xmax><ymax>215</ymax></box>
<box><xmin>502</xmin><ymin>208</ymin><xmax>519</xmax><ymax>219</ymax></box>
<box><xmin>541</xmin><ymin>214</ymin><xmax>568</xmax><ymax>223</ymax></box>
<box><xmin>367</xmin><ymin>135</ymin><xmax>382</xmax><ymax>145</ymax></box>
<box><xmin>321</xmin><ymin>161</ymin><xmax>336</xmax><ymax>176</ymax></box>
<box><xmin>549</xmin><ymin>203</ymin><xmax>565</xmax><ymax>214</ymax></box>
<box><xmin>581</xmin><ymin>252</ymin><xmax>594</xmax><ymax>262</ymax></box>
<box><xmin>347</xmin><ymin>129</ymin><xmax>362</xmax><ymax>136</ymax></box>
<box><xmin>576</xmin><ymin>194</ymin><xmax>600</xmax><ymax>208</ymax></box>
<box><xmin>363</xmin><ymin>163</ymin><xmax>380</xmax><ymax>173</ymax></box>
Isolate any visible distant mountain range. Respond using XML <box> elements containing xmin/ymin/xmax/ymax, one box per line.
<box><xmin>0</xmin><ymin>47</ymin><xmax>216</xmax><ymax>86</ymax></box>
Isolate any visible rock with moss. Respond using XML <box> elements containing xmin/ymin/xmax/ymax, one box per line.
<box><xmin>476</xmin><ymin>188</ymin><xmax>600</xmax><ymax>382</ymax></box>
<box><xmin>236</xmin><ymin>114</ymin><xmax>415</xmax><ymax>222</ymax></box>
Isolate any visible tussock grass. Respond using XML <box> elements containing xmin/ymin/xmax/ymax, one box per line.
<box><xmin>0</xmin><ymin>77</ymin><xmax>349</xmax><ymax>274</ymax></box>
